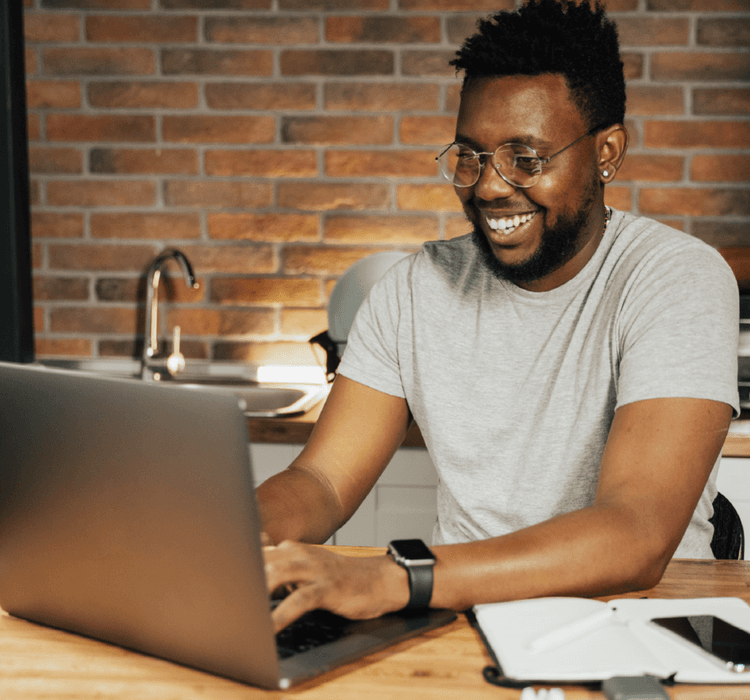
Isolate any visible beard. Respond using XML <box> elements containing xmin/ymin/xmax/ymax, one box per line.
<box><xmin>469</xmin><ymin>183</ymin><xmax>598</xmax><ymax>285</ymax></box>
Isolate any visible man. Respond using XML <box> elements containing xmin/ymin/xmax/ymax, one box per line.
<box><xmin>259</xmin><ymin>0</ymin><xmax>739</xmax><ymax>632</ymax></box>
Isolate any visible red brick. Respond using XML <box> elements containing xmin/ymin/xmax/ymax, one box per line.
<box><xmin>324</xmin><ymin>82</ymin><xmax>439</xmax><ymax>111</ymax></box>
<box><xmin>90</xmin><ymin>213</ymin><xmax>201</xmax><ymax>240</ymax></box>
<box><xmin>35</xmin><ymin>338</ymin><xmax>93</xmax><ymax>358</ymax></box>
<box><xmin>24</xmin><ymin>13</ymin><xmax>80</xmax><ymax>43</ymax></box>
<box><xmin>616</xmin><ymin>18</ymin><xmax>689</xmax><ymax>46</ymax></box>
<box><xmin>177</xmin><ymin>244</ymin><xmax>276</xmax><ymax>273</ymax></box>
<box><xmin>42</xmin><ymin>48</ymin><xmax>155</xmax><ymax>75</ymax></box>
<box><xmin>161</xmin><ymin>0</ymin><xmax>271</xmax><ymax>8</ymax></box>
<box><xmin>281</xmin><ymin>309</ymin><xmax>329</xmax><ymax>337</ymax></box>
<box><xmin>164</xmin><ymin>181</ymin><xmax>272</xmax><ymax>208</ymax></box>
<box><xmin>205</xmin><ymin>149</ymin><xmax>317</xmax><ymax>178</ymax></box>
<box><xmin>167</xmin><ymin>308</ymin><xmax>274</xmax><ymax>336</ymax></box>
<box><xmin>208</xmin><ymin>213</ymin><xmax>319</xmax><ymax>241</ymax></box>
<box><xmin>651</xmin><ymin>52</ymin><xmax>750</xmax><ymax>81</ymax></box>
<box><xmin>445</xmin><ymin>215</ymin><xmax>471</xmax><ymax>240</ymax></box>
<box><xmin>625</xmin><ymin>86</ymin><xmax>683</xmax><ymax>116</ymax></box>
<box><xmin>622</xmin><ymin>53</ymin><xmax>644</xmax><ymax>81</ymax></box>
<box><xmin>281</xmin><ymin>50</ymin><xmax>393</xmax><ymax>76</ymax></box>
<box><xmin>26</xmin><ymin>80</ymin><xmax>81</xmax><ymax>109</ymax></box>
<box><xmin>283</xmin><ymin>245</ymin><xmax>391</xmax><ymax>275</ymax></box>
<box><xmin>29</xmin><ymin>179</ymin><xmax>41</xmax><ymax>205</ymax></box>
<box><xmin>282</xmin><ymin>116</ymin><xmax>393</xmax><ymax>145</ymax></box>
<box><xmin>210</xmin><ymin>278</ymin><xmax>322</xmax><ymax>306</ymax></box>
<box><xmin>94</xmin><ymin>276</ymin><xmax>204</xmax><ymax>303</ymax></box>
<box><xmin>326</xmin><ymin>16</ymin><xmax>440</xmax><ymax>43</ymax></box>
<box><xmin>647</xmin><ymin>0</ymin><xmax>750</xmax><ymax>10</ymax></box>
<box><xmin>162</xmin><ymin>49</ymin><xmax>273</xmax><ymax>76</ymax></box>
<box><xmin>47</xmin><ymin>180</ymin><xmax>156</xmax><ymax>207</ymax></box>
<box><xmin>698</xmin><ymin>224</ymin><xmax>750</xmax><ymax>248</ymax></box>
<box><xmin>603</xmin><ymin>187</ymin><xmax>633</xmax><ymax>212</ymax></box>
<box><xmin>693</xmin><ymin>88</ymin><xmax>750</xmax><ymax>115</ymax></box>
<box><xmin>39</xmin><ymin>0</ymin><xmax>151</xmax><ymax>7</ymax></box>
<box><xmin>324</xmin><ymin>214</ymin><xmax>437</xmax><ymax>244</ymax></box>
<box><xmin>639</xmin><ymin>187</ymin><xmax>750</xmax><ymax>216</ymax></box>
<box><xmin>206</xmin><ymin>82</ymin><xmax>316</xmax><ymax>110</ymax></box>
<box><xmin>32</xmin><ymin>212</ymin><xmax>84</xmax><ymax>239</ymax></box>
<box><xmin>402</xmin><ymin>50</ymin><xmax>457</xmax><ymax>77</ymax></box>
<box><xmin>163</xmin><ymin>116</ymin><xmax>274</xmax><ymax>144</ymax></box>
<box><xmin>47</xmin><ymin>115</ymin><xmax>155</xmax><ymax>142</ymax></box>
<box><xmin>86</xmin><ymin>16</ymin><xmax>198</xmax><ymax>42</ymax></box>
<box><xmin>277</xmin><ymin>182</ymin><xmax>389</xmax><ymax>211</ymax></box>
<box><xmin>50</xmin><ymin>307</ymin><xmax>138</xmax><ymax>334</ymax></box>
<box><xmin>28</xmin><ymin>146</ymin><xmax>83</xmax><ymax>174</ymax></box>
<box><xmin>279</xmin><ymin>0</ymin><xmax>387</xmax><ymax>8</ymax></box>
<box><xmin>33</xmin><ymin>276</ymin><xmax>89</xmax><ymax>301</ymax></box>
<box><xmin>644</xmin><ymin>120</ymin><xmax>750</xmax><ymax>149</ymax></box>
<box><xmin>33</xmin><ymin>305</ymin><xmax>43</xmax><ymax>331</ymax></box>
<box><xmin>325</xmin><ymin>150</ymin><xmax>437</xmax><ymax>178</ymax></box>
<box><xmin>617</xmin><ymin>155</ymin><xmax>684</xmax><ymax>182</ymax></box>
<box><xmin>32</xmin><ymin>243</ymin><xmax>42</xmax><ymax>268</ymax></box>
<box><xmin>447</xmin><ymin>15</ymin><xmax>492</xmax><ymax>45</ymax></box>
<box><xmin>49</xmin><ymin>244</ymin><xmax>157</xmax><ymax>271</ymax></box>
<box><xmin>90</xmin><ymin>148</ymin><xmax>198</xmax><ymax>175</ymax></box>
<box><xmin>399</xmin><ymin>0</ymin><xmax>509</xmax><ymax>9</ymax></box>
<box><xmin>400</xmin><ymin>116</ymin><xmax>456</xmax><ymax>146</ymax></box>
<box><xmin>25</xmin><ymin>47</ymin><xmax>37</xmax><ymax>75</ymax></box>
<box><xmin>690</xmin><ymin>155</ymin><xmax>750</xmax><ymax>183</ymax></box>
<box><xmin>397</xmin><ymin>183</ymin><xmax>462</xmax><ymax>212</ymax></box>
<box><xmin>697</xmin><ymin>18</ymin><xmax>750</xmax><ymax>47</ymax></box>
<box><xmin>206</xmin><ymin>17</ymin><xmax>318</xmax><ymax>44</ymax></box>
<box><xmin>27</xmin><ymin>114</ymin><xmax>40</xmax><ymax>141</ymax></box>
<box><xmin>445</xmin><ymin>84</ymin><xmax>461</xmax><ymax>113</ymax></box>
<box><xmin>88</xmin><ymin>81</ymin><xmax>198</xmax><ymax>109</ymax></box>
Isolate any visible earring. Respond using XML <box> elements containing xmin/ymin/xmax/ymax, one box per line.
<box><xmin>602</xmin><ymin>170</ymin><xmax>610</xmax><ymax>178</ymax></box>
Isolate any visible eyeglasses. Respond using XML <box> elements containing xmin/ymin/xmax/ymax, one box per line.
<box><xmin>436</xmin><ymin>125</ymin><xmax>603</xmax><ymax>189</ymax></box>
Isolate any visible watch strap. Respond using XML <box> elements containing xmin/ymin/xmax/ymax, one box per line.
<box><xmin>404</xmin><ymin>562</ymin><xmax>433</xmax><ymax>609</ymax></box>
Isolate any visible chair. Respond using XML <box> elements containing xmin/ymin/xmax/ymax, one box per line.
<box><xmin>710</xmin><ymin>492</ymin><xmax>745</xmax><ymax>560</ymax></box>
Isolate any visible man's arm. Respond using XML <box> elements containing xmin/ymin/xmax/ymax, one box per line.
<box><xmin>256</xmin><ymin>374</ymin><xmax>412</xmax><ymax>546</ymax></box>
<box><xmin>262</xmin><ymin>393</ymin><xmax>731</xmax><ymax>631</ymax></box>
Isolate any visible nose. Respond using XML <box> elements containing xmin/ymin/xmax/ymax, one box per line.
<box><xmin>473</xmin><ymin>157</ymin><xmax>517</xmax><ymax>201</ymax></box>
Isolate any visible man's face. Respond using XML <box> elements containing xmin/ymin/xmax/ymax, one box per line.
<box><xmin>454</xmin><ymin>74</ymin><xmax>604</xmax><ymax>292</ymax></box>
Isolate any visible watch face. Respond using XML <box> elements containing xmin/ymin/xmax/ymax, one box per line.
<box><xmin>389</xmin><ymin>539</ymin><xmax>435</xmax><ymax>563</ymax></box>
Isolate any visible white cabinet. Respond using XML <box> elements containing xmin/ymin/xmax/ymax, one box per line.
<box><xmin>717</xmin><ymin>458</ymin><xmax>750</xmax><ymax>535</ymax></box>
<box><xmin>250</xmin><ymin>443</ymin><xmax>438</xmax><ymax>547</ymax></box>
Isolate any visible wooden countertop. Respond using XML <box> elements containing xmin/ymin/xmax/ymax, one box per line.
<box><xmin>2</xmin><ymin>552</ymin><xmax>750</xmax><ymax>699</ymax></box>
<box><xmin>248</xmin><ymin>399</ymin><xmax>750</xmax><ymax>457</ymax></box>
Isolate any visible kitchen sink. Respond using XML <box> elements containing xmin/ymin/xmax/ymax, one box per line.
<box><xmin>35</xmin><ymin>358</ymin><xmax>328</xmax><ymax>418</ymax></box>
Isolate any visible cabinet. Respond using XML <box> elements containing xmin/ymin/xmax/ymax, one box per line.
<box><xmin>717</xmin><ymin>458</ymin><xmax>750</xmax><ymax>536</ymax></box>
<box><xmin>250</xmin><ymin>443</ymin><xmax>438</xmax><ymax>547</ymax></box>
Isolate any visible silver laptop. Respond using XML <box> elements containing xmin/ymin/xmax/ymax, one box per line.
<box><xmin>0</xmin><ymin>361</ymin><xmax>455</xmax><ymax>689</ymax></box>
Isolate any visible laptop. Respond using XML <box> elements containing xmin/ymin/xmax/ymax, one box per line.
<box><xmin>0</xmin><ymin>361</ymin><xmax>456</xmax><ymax>689</ymax></box>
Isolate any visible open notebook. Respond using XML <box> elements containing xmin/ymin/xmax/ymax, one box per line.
<box><xmin>474</xmin><ymin>595</ymin><xmax>750</xmax><ymax>685</ymax></box>
<box><xmin>0</xmin><ymin>361</ymin><xmax>455</xmax><ymax>689</ymax></box>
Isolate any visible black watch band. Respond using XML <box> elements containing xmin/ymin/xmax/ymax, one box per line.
<box><xmin>387</xmin><ymin>539</ymin><xmax>436</xmax><ymax>610</ymax></box>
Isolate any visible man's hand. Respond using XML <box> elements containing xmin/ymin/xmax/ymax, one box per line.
<box><xmin>263</xmin><ymin>541</ymin><xmax>409</xmax><ymax>632</ymax></box>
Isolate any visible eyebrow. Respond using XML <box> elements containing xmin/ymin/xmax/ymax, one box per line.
<box><xmin>454</xmin><ymin>132</ymin><xmax>554</xmax><ymax>151</ymax></box>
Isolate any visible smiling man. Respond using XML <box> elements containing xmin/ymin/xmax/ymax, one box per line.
<box><xmin>258</xmin><ymin>0</ymin><xmax>739</xmax><ymax>632</ymax></box>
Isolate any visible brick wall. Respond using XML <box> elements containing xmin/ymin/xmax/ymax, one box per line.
<box><xmin>23</xmin><ymin>0</ymin><xmax>750</xmax><ymax>366</ymax></box>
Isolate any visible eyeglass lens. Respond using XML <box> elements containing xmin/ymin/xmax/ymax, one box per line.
<box><xmin>437</xmin><ymin>143</ymin><xmax>543</xmax><ymax>189</ymax></box>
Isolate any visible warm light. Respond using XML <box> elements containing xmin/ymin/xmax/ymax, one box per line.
<box><xmin>256</xmin><ymin>364</ymin><xmax>327</xmax><ymax>385</ymax></box>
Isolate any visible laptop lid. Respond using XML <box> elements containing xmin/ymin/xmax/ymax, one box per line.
<box><xmin>0</xmin><ymin>362</ymin><xmax>456</xmax><ymax>689</ymax></box>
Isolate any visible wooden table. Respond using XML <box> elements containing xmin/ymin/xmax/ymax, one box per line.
<box><xmin>1</xmin><ymin>551</ymin><xmax>750</xmax><ymax>699</ymax></box>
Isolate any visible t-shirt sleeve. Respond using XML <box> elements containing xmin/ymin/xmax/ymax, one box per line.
<box><xmin>336</xmin><ymin>257</ymin><xmax>410</xmax><ymax>399</ymax></box>
<box><xmin>615</xmin><ymin>241</ymin><xmax>739</xmax><ymax>417</ymax></box>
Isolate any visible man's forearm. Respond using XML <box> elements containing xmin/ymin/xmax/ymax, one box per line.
<box><xmin>256</xmin><ymin>465</ymin><xmax>344</xmax><ymax>545</ymax></box>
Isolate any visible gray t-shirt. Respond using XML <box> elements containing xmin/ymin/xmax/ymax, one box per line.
<box><xmin>338</xmin><ymin>210</ymin><xmax>740</xmax><ymax>559</ymax></box>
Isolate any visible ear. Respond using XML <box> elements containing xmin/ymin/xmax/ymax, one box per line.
<box><xmin>596</xmin><ymin>124</ymin><xmax>628</xmax><ymax>184</ymax></box>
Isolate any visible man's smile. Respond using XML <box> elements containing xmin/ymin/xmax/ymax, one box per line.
<box><xmin>484</xmin><ymin>210</ymin><xmax>538</xmax><ymax>237</ymax></box>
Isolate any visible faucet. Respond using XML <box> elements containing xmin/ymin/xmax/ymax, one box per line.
<box><xmin>142</xmin><ymin>249</ymin><xmax>199</xmax><ymax>380</ymax></box>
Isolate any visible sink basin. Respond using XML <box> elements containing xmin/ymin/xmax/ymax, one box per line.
<box><xmin>35</xmin><ymin>359</ymin><xmax>329</xmax><ymax>418</ymax></box>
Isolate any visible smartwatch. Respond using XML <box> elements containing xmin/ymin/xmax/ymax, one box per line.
<box><xmin>387</xmin><ymin>539</ymin><xmax>436</xmax><ymax>610</ymax></box>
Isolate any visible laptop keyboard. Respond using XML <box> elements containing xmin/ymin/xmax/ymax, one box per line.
<box><xmin>275</xmin><ymin>609</ymin><xmax>351</xmax><ymax>659</ymax></box>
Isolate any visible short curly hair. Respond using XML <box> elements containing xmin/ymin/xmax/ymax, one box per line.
<box><xmin>451</xmin><ymin>0</ymin><xmax>626</xmax><ymax>129</ymax></box>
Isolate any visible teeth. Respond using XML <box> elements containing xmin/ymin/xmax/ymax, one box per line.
<box><xmin>487</xmin><ymin>212</ymin><xmax>535</xmax><ymax>234</ymax></box>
